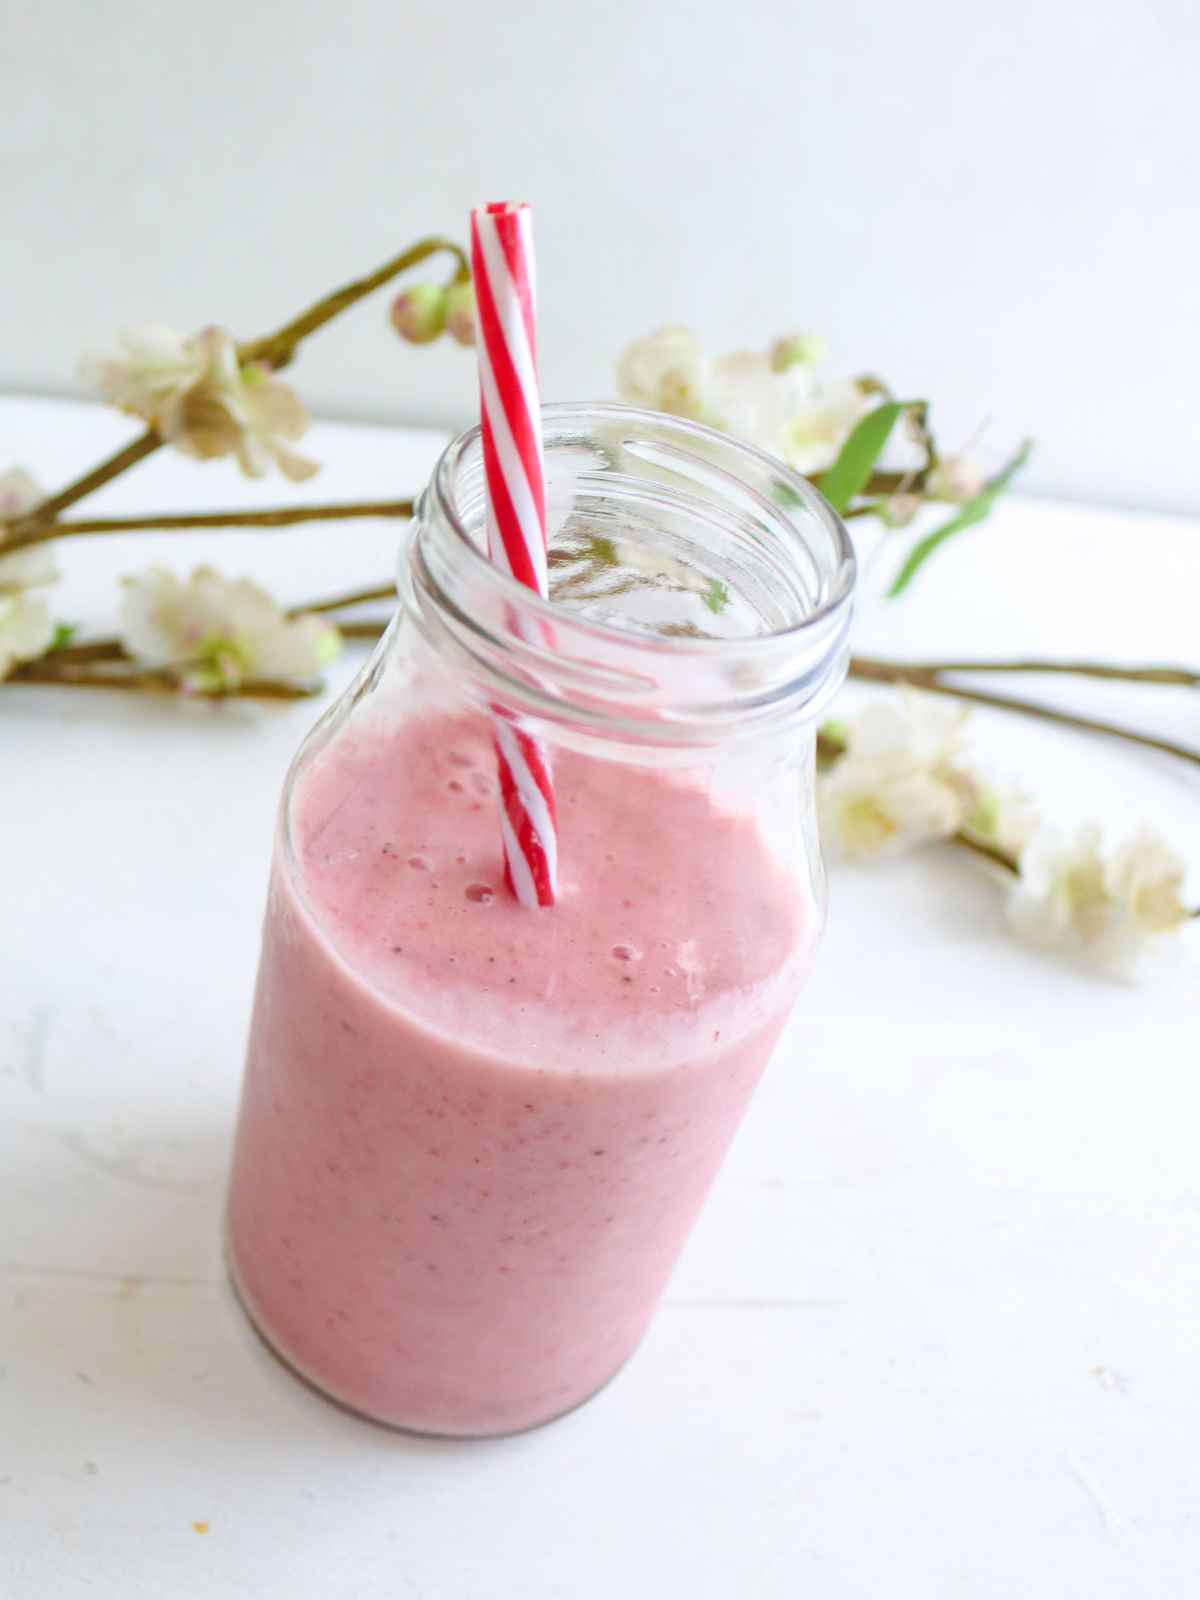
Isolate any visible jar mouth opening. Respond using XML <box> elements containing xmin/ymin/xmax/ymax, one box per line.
<box><xmin>413</xmin><ymin>401</ymin><xmax>856</xmax><ymax>742</ymax></box>
<box><xmin>429</xmin><ymin>402</ymin><xmax>856</xmax><ymax>656</ymax></box>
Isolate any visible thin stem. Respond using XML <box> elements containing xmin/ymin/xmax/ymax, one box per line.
<box><xmin>848</xmin><ymin>658</ymin><xmax>1200</xmax><ymax>767</ymax></box>
<box><xmin>867</xmin><ymin>655</ymin><xmax>1199</xmax><ymax>688</ymax></box>
<box><xmin>44</xmin><ymin>638</ymin><xmax>127</xmax><ymax>665</ymax></box>
<box><xmin>337</xmin><ymin>619</ymin><xmax>389</xmax><ymax>639</ymax></box>
<box><xmin>8</xmin><ymin>660</ymin><xmax>316</xmax><ymax>699</ymax></box>
<box><xmin>40</xmin><ymin>583</ymin><xmax>398</xmax><ymax>669</ymax></box>
<box><xmin>820</xmin><ymin>726</ymin><xmax>1019</xmax><ymax>874</ymax></box>
<box><xmin>239</xmin><ymin>236</ymin><xmax>470</xmax><ymax>373</ymax></box>
<box><xmin>2</xmin><ymin>234</ymin><xmax>465</xmax><ymax>551</ymax></box>
<box><xmin>949</xmin><ymin>830</ymin><xmax>1020</xmax><ymax>875</ymax></box>
<box><xmin>29</xmin><ymin>500</ymin><xmax>414</xmax><ymax>542</ymax></box>
<box><xmin>6</xmin><ymin>430</ymin><xmax>162</xmax><ymax>542</ymax></box>
<box><xmin>288</xmin><ymin>583</ymin><xmax>396</xmax><ymax>618</ymax></box>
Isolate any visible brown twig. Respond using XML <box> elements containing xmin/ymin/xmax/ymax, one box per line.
<box><xmin>7</xmin><ymin>430</ymin><xmax>162</xmax><ymax>541</ymax></box>
<box><xmin>287</xmin><ymin>583</ymin><xmax>397</xmax><ymax>618</ymax></box>
<box><xmin>2</xmin><ymin>235</ymin><xmax>465</xmax><ymax>551</ymax></box>
<box><xmin>336</xmin><ymin>620</ymin><xmax>390</xmax><ymax>639</ymax></box>
<box><xmin>865</xmin><ymin>656</ymin><xmax>1200</xmax><ymax>689</ymax></box>
<box><xmin>8</xmin><ymin>500</ymin><xmax>415</xmax><ymax>550</ymax></box>
<box><xmin>849</xmin><ymin>657</ymin><xmax>1200</xmax><ymax>767</ymax></box>
<box><xmin>8</xmin><ymin>660</ymin><xmax>316</xmax><ymax>699</ymax></box>
<box><xmin>819</xmin><ymin>726</ymin><xmax>1020</xmax><ymax>874</ymax></box>
<box><xmin>239</xmin><ymin>236</ymin><xmax>469</xmax><ymax>374</ymax></box>
<box><xmin>949</xmin><ymin>830</ymin><xmax>1020</xmax><ymax>875</ymax></box>
<box><xmin>25</xmin><ymin>582</ymin><xmax>398</xmax><ymax>675</ymax></box>
<box><xmin>41</xmin><ymin>638</ymin><xmax>127</xmax><ymax>665</ymax></box>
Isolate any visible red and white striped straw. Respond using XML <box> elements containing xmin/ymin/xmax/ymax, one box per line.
<box><xmin>470</xmin><ymin>201</ymin><xmax>558</xmax><ymax>908</ymax></box>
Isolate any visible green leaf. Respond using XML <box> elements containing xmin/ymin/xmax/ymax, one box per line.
<box><xmin>702</xmin><ymin>578</ymin><xmax>729</xmax><ymax>615</ymax></box>
<box><xmin>887</xmin><ymin>439</ymin><xmax>1034</xmax><ymax>599</ymax></box>
<box><xmin>49</xmin><ymin>622</ymin><xmax>78</xmax><ymax>651</ymax></box>
<box><xmin>819</xmin><ymin>400</ymin><xmax>910</xmax><ymax>515</ymax></box>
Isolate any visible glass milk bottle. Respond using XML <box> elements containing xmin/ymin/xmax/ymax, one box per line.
<box><xmin>227</xmin><ymin>404</ymin><xmax>855</xmax><ymax>1436</ymax></box>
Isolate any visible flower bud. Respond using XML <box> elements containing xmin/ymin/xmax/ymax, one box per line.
<box><xmin>927</xmin><ymin>455</ymin><xmax>985</xmax><ymax>504</ymax></box>
<box><xmin>444</xmin><ymin>281</ymin><xmax>476</xmax><ymax>347</ymax></box>
<box><xmin>769</xmin><ymin>333</ymin><xmax>825</xmax><ymax>373</ymax></box>
<box><xmin>390</xmin><ymin>283</ymin><xmax>447</xmax><ymax>345</ymax></box>
<box><xmin>880</xmin><ymin>492</ymin><xmax>921</xmax><ymax>528</ymax></box>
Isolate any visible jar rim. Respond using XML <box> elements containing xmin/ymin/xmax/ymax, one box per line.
<box><xmin>428</xmin><ymin>401</ymin><xmax>857</xmax><ymax>658</ymax></box>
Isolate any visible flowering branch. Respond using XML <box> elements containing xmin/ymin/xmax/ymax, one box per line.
<box><xmin>10</xmin><ymin>659</ymin><xmax>315</xmax><ymax>699</ymax></box>
<box><xmin>948</xmin><ymin>828</ymin><xmax>1021</xmax><ymax>875</ymax></box>
<box><xmin>616</xmin><ymin>327</ymin><xmax>1034</xmax><ymax>592</ymax></box>
<box><xmin>860</xmin><ymin>655</ymin><xmax>1200</xmax><ymax>688</ymax></box>
<box><xmin>6</xmin><ymin>577</ymin><xmax>401</xmax><ymax>692</ymax></box>
<box><xmin>36</xmin><ymin>638</ymin><xmax>126</xmax><ymax>665</ymax></box>
<box><xmin>14</xmin><ymin>430</ymin><xmax>161</xmax><ymax>536</ymax></box>
<box><xmin>2</xmin><ymin>235</ymin><xmax>466</xmax><ymax>553</ymax></box>
<box><xmin>238</xmin><ymin>236</ymin><xmax>469</xmax><ymax>375</ymax></box>
<box><xmin>816</xmin><ymin>725</ymin><xmax>1020</xmax><ymax>876</ymax></box>
<box><xmin>5</xmin><ymin>500</ymin><xmax>415</xmax><ymax>551</ymax></box>
<box><xmin>849</xmin><ymin>657</ymin><xmax>1200</xmax><ymax>767</ymax></box>
<box><xmin>817</xmin><ymin>698</ymin><xmax>1195</xmax><ymax>978</ymax></box>
<box><xmin>286</xmin><ymin>583</ymin><xmax>396</xmax><ymax>617</ymax></box>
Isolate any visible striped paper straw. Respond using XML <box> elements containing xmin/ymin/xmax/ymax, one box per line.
<box><xmin>470</xmin><ymin>201</ymin><xmax>558</xmax><ymax>908</ymax></box>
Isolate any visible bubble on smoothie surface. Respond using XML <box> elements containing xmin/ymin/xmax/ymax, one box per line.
<box><xmin>464</xmin><ymin>883</ymin><xmax>496</xmax><ymax>904</ymax></box>
<box><xmin>610</xmin><ymin>943</ymin><xmax>642</xmax><ymax>964</ymax></box>
<box><xmin>470</xmin><ymin>770</ymin><xmax>496</xmax><ymax>797</ymax></box>
<box><xmin>408</xmin><ymin>854</ymin><xmax>433</xmax><ymax>872</ymax></box>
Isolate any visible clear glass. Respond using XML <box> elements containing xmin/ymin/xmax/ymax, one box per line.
<box><xmin>227</xmin><ymin>404</ymin><xmax>855</xmax><ymax>1437</ymax></box>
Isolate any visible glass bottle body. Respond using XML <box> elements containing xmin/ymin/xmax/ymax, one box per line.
<box><xmin>227</xmin><ymin>405</ymin><xmax>854</xmax><ymax>1435</ymax></box>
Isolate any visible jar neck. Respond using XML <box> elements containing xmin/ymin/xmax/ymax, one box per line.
<box><xmin>404</xmin><ymin>403</ymin><xmax>855</xmax><ymax>749</ymax></box>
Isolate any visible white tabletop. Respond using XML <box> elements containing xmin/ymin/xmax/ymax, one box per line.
<box><xmin>3</xmin><ymin>395</ymin><xmax>1198</xmax><ymax>1598</ymax></box>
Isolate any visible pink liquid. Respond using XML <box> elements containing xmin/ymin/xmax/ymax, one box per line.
<box><xmin>228</xmin><ymin>711</ymin><xmax>814</xmax><ymax>1435</ymax></box>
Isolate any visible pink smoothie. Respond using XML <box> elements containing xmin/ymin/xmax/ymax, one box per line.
<box><xmin>228</xmin><ymin>710</ymin><xmax>814</xmax><ymax>1435</ymax></box>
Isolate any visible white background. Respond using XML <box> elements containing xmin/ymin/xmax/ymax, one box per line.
<box><xmin>3</xmin><ymin>0</ymin><xmax>1198</xmax><ymax>510</ymax></box>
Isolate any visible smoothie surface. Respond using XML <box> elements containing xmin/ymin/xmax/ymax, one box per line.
<box><xmin>289</xmin><ymin>711</ymin><xmax>807</xmax><ymax>1069</ymax></box>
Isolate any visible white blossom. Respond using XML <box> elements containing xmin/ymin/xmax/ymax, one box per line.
<box><xmin>80</xmin><ymin>324</ymin><xmax>203</xmax><ymax>422</ymax></box>
<box><xmin>616</xmin><ymin>326</ymin><xmax>872</xmax><ymax>475</ymax></box>
<box><xmin>927</xmin><ymin>455</ymin><xmax>985</xmax><ymax>504</ymax></box>
<box><xmin>0</xmin><ymin>593</ymin><xmax>54</xmax><ymax>680</ymax></box>
<box><xmin>819</xmin><ymin>692</ymin><xmax>975</xmax><ymax>857</ymax></box>
<box><xmin>879</xmin><ymin>492</ymin><xmax>922</xmax><ymax>530</ymax></box>
<box><xmin>769</xmin><ymin>332</ymin><xmax>825</xmax><ymax>372</ymax></box>
<box><xmin>963</xmin><ymin>780</ymin><xmax>1040</xmax><ymax>857</ymax></box>
<box><xmin>0</xmin><ymin>541</ymin><xmax>57</xmax><ymax>591</ymax></box>
<box><xmin>1008</xmin><ymin>825</ymin><xmax>1191</xmax><ymax>979</ymax></box>
<box><xmin>0</xmin><ymin>468</ymin><xmax>58</xmax><ymax>679</ymax></box>
<box><xmin>616</xmin><ymin>327</ymin><xmax>715</xmax><ymax>422</ymax></box>
<box><xmin>82</xmin><ymin>325</ymin><xmax>318</xmax><ymax>482</ymax></box>
<box><xmin>776</xmin><ymin>376</ymin><xmax>872</xmax><ymax>475</ymax></box>
<box><xmin>0</xmin><ymin>468</ymin><xmax>56</xmax><ymax>590</ymax></box>
<box><xmin>0</xmin><ymin>465</ymin><xmax>45</xmax><ymax>524</ymax></box>
<box><xmin>118</xmin><ymin>566</ymin><xmax>340</xmax><ymax>692</ymax></box>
